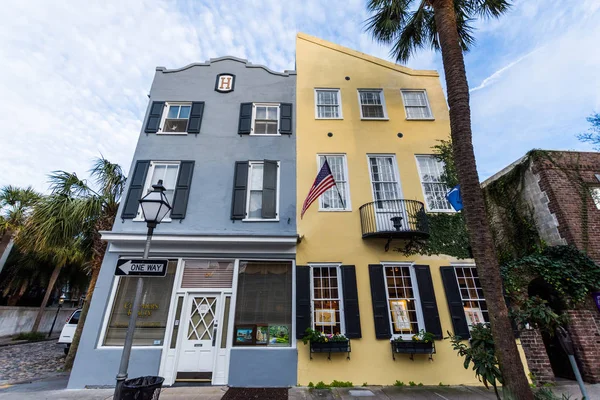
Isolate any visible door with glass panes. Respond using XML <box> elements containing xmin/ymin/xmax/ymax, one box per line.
<box><xmin>368</xmin><ymin>156</ymin><xmax>407</xmax><ymax>231</ymax></box>
<box><xmin>176</xmin><ymin>294</ymin><xmax>220</xmax><ymax>381</ymax></box>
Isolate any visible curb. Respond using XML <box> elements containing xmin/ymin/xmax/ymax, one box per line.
<box><xmin>0</xmin><ymin>336</ymin><xmax>60</xmax><ymax>348</ymax></box>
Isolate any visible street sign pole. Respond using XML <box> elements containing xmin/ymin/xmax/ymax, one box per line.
<box><xmin>113</xmin><ymin>225</ymin><xmax>154</xmax><ymax>399</ymax></box>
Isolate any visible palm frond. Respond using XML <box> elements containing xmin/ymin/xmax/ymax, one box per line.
<box><xmin>48</xmin><ymin>171</ymin><xmax>93</xmax><ymax>198</ymax></box>
<box><xmin>364</xmin><ymin>0</ymin><xmax>512</xmax><ymax>63</ymax></box>
<box><xmin>90</xmin><ymin>156</ymin><xmax>126</xmax><ymax>206</ymax></box>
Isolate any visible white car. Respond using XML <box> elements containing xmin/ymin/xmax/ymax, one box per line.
<box><xmin>58</xmin><ymin>309</ymin><xmax>81</xmax><ymax>355</ymax></box>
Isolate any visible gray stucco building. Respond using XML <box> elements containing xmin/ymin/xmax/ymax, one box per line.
<box><xmin>68</xmin><ymin>57</ymin><xmax>297</xmax><ymax>388</ymax></box>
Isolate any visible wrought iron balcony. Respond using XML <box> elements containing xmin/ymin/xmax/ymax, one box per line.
<box><xmin>359</xmin><ymin>199</ymin><xmax>430</xmax><ymax>240</ymax></box>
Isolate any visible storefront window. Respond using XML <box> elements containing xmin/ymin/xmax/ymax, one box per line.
<box><xmin>103</xmin><ymin>260</ymin><xmax>177</xmax><ymax>346</ymax></box>
<box><xmin>233</xmin><ymin>261</ymin><xmax>292</xmax><ymax>347</ymax></box>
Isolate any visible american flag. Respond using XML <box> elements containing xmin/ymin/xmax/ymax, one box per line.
<box><xmin>301</xmin><ymin>159</ymin><xmax>337</xmax><ymax>219</ymax></box>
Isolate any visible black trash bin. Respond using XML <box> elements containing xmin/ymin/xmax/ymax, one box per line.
<box><xmin>120</xmin><ymin>376</ymin><xmax>164</xmax><ymax>400</ymax></box>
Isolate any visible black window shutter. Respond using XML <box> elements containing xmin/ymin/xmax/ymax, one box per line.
<box><xmin>440</xmin><ymin>266</ymin><xmax>470</xmax><ymax>339</ymax></box>
<box><xmin>145</xmin><ymin>102</ymin><xmax>165</xmax><ymax>133</ymax></box>
<box><xmin>296</xmin><ymin>265</ymin><xmax>311</xmax><ymax>339</ymax></box>
<box><xmin>279</xmin><ymin>103</ymin><xmax>293</xmax><ymax>134</ymax></box>
<box><xmin>187</xmin><ymin>102</ymin><xmax>205</xmax><ymax>134</ymax></box>
<box><xmin>261</xmin><ymin>160</ymin><xmax>278</xmax><ymax>219</ymax></box>
<box><xmin>170</xmin><ymin>161</ymin><xmax>195</xmax><ymax>219</ymax></box>
<box><xmin>414</xmin><ymin>265</ymin><xmax>443</xmax><ymax>339</ymax></box>
<box><xmin>238</xmin><ymin>103</ymin><xmax>253</xmax><ymax>134</ymax></box>
<box><xmin>121</xmin><ymin>160</ymin><xmax>150</xmax><ymax>219</ymax></box>
<box><xmin>341</xmin><ymin>265</ymin><xmax>361</xmax><ymax>339</ymax></box>
<box><xmin>368</xmin><ymin>264</ymin><xmax>391</xmax><ymax>339</ymax></box>
<box><xmin>231</xmin><ymin>161</ymin><xmax>249</xmax><ymax>220</ymax></box>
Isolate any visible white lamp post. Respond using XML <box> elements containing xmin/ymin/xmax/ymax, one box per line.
<box><xmin>114</xmin><ymin>180</ymin><xmax>171</xmax><ymax>399</ymax></box>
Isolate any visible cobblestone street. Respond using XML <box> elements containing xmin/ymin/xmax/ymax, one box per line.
<box><xmin>0</xmin><ymin>341</ymin><xmax>65</xmax><ymax>384</ymax></box>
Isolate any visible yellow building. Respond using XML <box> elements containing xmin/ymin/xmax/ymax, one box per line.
<box><xmin>294</xmin><ymin>33</ymin><xmax>526</xmax><ymax>386</ymax></box>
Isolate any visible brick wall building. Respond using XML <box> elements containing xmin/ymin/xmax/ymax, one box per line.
<box><xmin>483</xmin><ymin>150</ymin><xmax>600</xmax><ymax>384</ymax></box>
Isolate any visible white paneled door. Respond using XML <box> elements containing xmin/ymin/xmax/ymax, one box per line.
<box><xmin>177</xmin><ymin>295</ymin><xmax>219</xmax><ymax>379</ymax></box>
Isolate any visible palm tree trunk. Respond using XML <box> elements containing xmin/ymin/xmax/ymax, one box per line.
<box><xmin>0</xmin><ymin>230</ymin><xmax>14</xmax><ymax>273</ymax></box>
<box><xmin>431</xmin><ymin>1</ymin><xmax>533</xmax><ymax>398</ymax></box>
<box><xmin>32</xmin><ymin>263</ymin><xmax>62</xmax><ymax>333</ymax></box>
<box><xmin>64</xmin><ymin>264</ymin><xmax>100</xmax><ymax>370</ymax></box>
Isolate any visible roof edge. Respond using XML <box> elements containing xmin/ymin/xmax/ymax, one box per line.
<box><xmin>156</xmin><ymin>56</ymin><xmax>296</xmax><ymax>76</ymax></box>
<box><xmin>296</xmin><ymin>32</ymin><xmax>439</xmax><ymax>77</ymax></box>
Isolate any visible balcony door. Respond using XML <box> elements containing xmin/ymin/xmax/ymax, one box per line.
<box><xmin>368</xmin><ymin>155</ymin><xmax>407</xmax><ymax>231</ymax></box>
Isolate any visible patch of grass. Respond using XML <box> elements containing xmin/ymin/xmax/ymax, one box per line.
<box><xmin>13</xmin><ymin>332</ymin><xmax>46</xmax><ymax>342</ymax></box>
<box><xmin>307</xmin><ymin>382</ymin><xmax>314</xmax><ymax>388</ymax></box>
<box><xmin>393</xmin><ymin>380</ymin><xmax>405</xmax><ymax>387</ymax></box>
<box><xmin>408</xmin><ymin>381</ymin><xmax>417</xmax><ymax>387</ymax></box>
<box><xmin>330</xmin><ymin>380</ymin><xmax>353</xmax><ymax>388</ymax></box>
<box><xmin>438</xmin><ymin>382</ymin><xmax>448</xmax><ymax>386</ymax></box>
<box><xmin>314</xmin><ymin>381</ymin><xmax>330</xmax><ymax>390</ymax></box>
<box><xmin>362</xmin><ymin>382</ymin><xmax>368</xmax><ymax>387</ymax></box>
<box><xmin>533</xmin><ymin>387</ymin><xmax>572</xmax><ymax>400</ymax></box>
<box><xmin>418</xmin><ymin>383</ymin><xmax>423</xmax><ymax>387</ymax></box>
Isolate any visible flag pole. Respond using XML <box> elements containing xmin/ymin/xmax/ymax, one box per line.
<box><xmin>324</xmin><ymin>156</ymin><xmax>346</xmax><ymax>210</ymax></box>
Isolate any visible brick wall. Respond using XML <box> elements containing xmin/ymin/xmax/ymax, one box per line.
<box><xmin>519</xmin><ymin>329</ymin><xmax>554</xmax><ymax>385</ymax></box>
<box><xmin>532</xmin><ymin>151</ymin><xmax>600</xmax><ymax>383</ymax></box>
<box><xmin>565</xmin><ymin>300</ymin><xmax>600</xmax><ymax>383</ymax></box>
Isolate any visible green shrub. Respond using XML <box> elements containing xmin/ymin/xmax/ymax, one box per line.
<box><xmin>393</xmin><ymin>380</ymin><xmax>405</xmax><ymax>386</ymax></box>
<box><xmin>307</xmin><ymin>382</ymin><xmax>314</xmax><ymax>388</ymax></box>
<box><xmin>418</xmin><ymin>383</ymin><xmax>423</xmax><ymax>387</ymax></box>
<box><xmin>409</xmin><ymin>381</ymin><xmax>417</xmax><ymax>387</ymax></box>
<box><xmin>13</xmin><ymin>332</ymin><xmax>46</xmax><ymax>342</ymax></box>
<box><xmin>362</xmin><ymin>382</ymin><xmax>368</xmax><ymax>387</ymax></box>
<box><xmin>330</xmin><ymin>380</ymin><xmax>353</xmax><ymax>387</ymax></box>
<box><xmin>314</xmin><ymin>381</ymin><xmax>330</xmax><ymax>390</ymax></box>
<box><xmin>533</xmin><ymin>387</ymin><xmax>572</xmax><ymax>400</ymax></box>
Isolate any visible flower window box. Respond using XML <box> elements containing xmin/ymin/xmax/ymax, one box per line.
<box><xmin>302</xmin><ymin>329</ymin><xmax>351</xmax><ymax>360</ymax></box>
<box><xmin>391</xmin><ymin>330</ymin><xmax>436</xmax><ymax>361</ymax></box>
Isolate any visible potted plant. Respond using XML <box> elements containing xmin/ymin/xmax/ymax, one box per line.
<box><xmin>391</xmin><ymin>330</ymin><xmax>435</xmax><ymax>355</ymax></box>
<box><xmin>302</xmin><ymin>328</ymin><xmax>350</xmax><ymax>356</ymax></box>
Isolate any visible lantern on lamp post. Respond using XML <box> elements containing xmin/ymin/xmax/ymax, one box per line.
<box><xmin>114</xmin><ymin>180</ymin><xmax>171</xmax><ymax>399</ymax></box>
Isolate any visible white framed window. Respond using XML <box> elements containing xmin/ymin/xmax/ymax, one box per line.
<box><xmin>383</xmin><ymin>263</ymin><xmax>424</xmax><ymax>338</ymax></box>
<box><xmin>415</xmin><ymin>155</ymin><xmax>453</xmax><ymax>212</ymax></box>
<box><xmin>314</xmin><ymin>89</ymin><xmax>342</xmax><ymax>119</ymax></box>
<box><xmin>368</xmin><ymin>155</ymin><xmax>402</xmax><ymax>204</ymax></box>
<box><xmin>251</xmin><ymin>103</ymin><xmax>280</xmax><ymax>135</ymax></box>
<box><xmin>401</xmin><ymin>90</ymin><xmax>433</xmax><ymax>120</ymax></box>
<box><xmin>310</xmin><ymin>264</ymin><xmax>344</xmax><ymax>335</ymax></box>
<box><xmin>244</xmin><ymin>161</ymin><xmax>280</xmax><ymax>221</ymax></box>
<box><xmin>317</xmin><ymin>155</ymin><xmax>351</xmax><ymax>211</ymax></box>
<box><xmin>454</xmin><ymin>266</ymin><xmax>489</xmax><ymax>328</ymax></box>
<box><xmin>358</xmin><ymin>90</ymin><xmax>387</xmax><ymax>120</ymax></box>
<box><xmin>160</xmin><ymin>103</ymin><xmax>192</xmax><ymax>134</ymax></box>
<box><xmin>134</xmin><ymin>161</ymin><xmax>180</xmax><ymax>221</ymax></box>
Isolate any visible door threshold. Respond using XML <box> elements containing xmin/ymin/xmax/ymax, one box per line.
<box><xmin>172</xmin><ymin>380</ymin><xmax>213</xmax><ymax>387</ymax></box>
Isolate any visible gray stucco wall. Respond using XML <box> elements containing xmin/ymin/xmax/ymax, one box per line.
<box><xmin>228</xmin><ymin>348</ymin><xmax>297</xmax><ymax>387</ymax></box>
<box><xmin>114</xmin><ymin>57</ymin><xmax>296</xmax><ymax>237</ymax></box>
<box><xmin>68</xmin><ymin>252</ymin><xmax>163</xmax><ymax>388</ymax></box>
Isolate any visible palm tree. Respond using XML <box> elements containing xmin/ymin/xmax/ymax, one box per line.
<box><xmin>366</xmin><ymin>1</ymin><xmax>532</xmax><ymax>398</ymax></box>
<box><xmin>0</xmin><ymin>186</ymin><xmax>41</xmax><ymax>272</ymax></box>
<box><xmin>18</xmin><ymin>158</ymin><xmax>125</xmax><ymax>369</ymax></box>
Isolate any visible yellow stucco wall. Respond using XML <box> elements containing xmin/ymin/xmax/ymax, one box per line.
<box><xmin>294</xmin><ymin>33</ymin><xmax>530</xmax><ymax>386</ymax></box>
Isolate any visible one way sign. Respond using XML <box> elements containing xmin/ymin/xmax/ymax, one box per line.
<box><xmin>115</xmin><ymin>259</ymin><xmax>168</xmax><ymax>277</ymax></box>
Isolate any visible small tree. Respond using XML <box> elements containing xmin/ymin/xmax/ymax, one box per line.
<box><xmin>576</xmin><ymin>112</ymin><xmax>600</xmax><ymax>149</ymax></box>
<box><xmin>448</xmin><ymin>324</ymin><xmax>503</xmax><ymax>399</ymax></box>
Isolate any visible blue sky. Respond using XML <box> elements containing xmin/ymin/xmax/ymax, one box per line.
<box><xmin>1</xmin><ymin>0</ymin><xmax>599</xmax><ymax>191</ymax></box>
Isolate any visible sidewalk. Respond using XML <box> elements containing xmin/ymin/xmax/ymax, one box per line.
<box><xmin>1</xmin><ymin>379</ymin><xmax>598</xmax><ymax>400</ymax></box>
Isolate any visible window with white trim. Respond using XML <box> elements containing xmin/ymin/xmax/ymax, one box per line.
<box><xmin>252</xmin><ymin>104</ymin><xmax>280</xmax><ymax>135</ymax></box>
<box><xmin>135</xmin><ymin>162</ymin><xmax>180</xmax><ymax>221</ymax></box>
<box><xmin>161</xmin><ymin>103</ymin><xmax>191</xmax><ymax>133</ymax></box>
<box><xmin>416</xmin><ymin>155</ymin><xmax>453</xmax><ymax>212</ymax></box>
<box><xmin>401</xmin><ymin>90</ymin><xmax>433</xmax><ymax>120</ymax></box>
<box><xmin>454</xmin><ymin>266</ymin><xmax>489</xmax><ymax>328</ymax></box>
<box><xmin>315</xmin><ymin>89</ymin><xmax>342</xmax><ymax>119</ymax></box>
<box><xmin>383</xmin><ymin>264</ymin><xmax>423</xmax><ymax>336</ymax></box>
<box><xmin>311</xmin><ymin>265</ymin><xmax>344</xmax><ymax>335</ymax></box>
<box><xmin>358</xmin><ymin>90</ymin><xmax>387</xmax><ymax>119</ymax></box>
<box><xmin>245</xmin><ymin>161</ymin><xmax>279</xmax><ymax>220</ymax></box>
<box><xmin>318</xmin><ymin>155</ymin><xmax>350</xmax><ymax>211</ymax></box>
